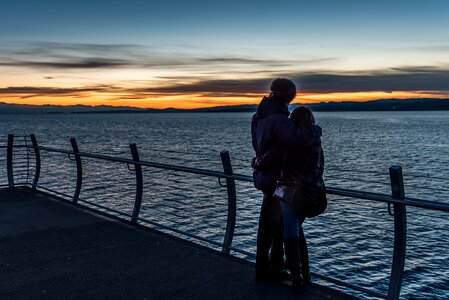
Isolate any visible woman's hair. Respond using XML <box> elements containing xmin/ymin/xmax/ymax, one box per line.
<box><xmin>290</xmin><ymin>106</ymin><xmax>315</xmax><ymax>128</ymax></box>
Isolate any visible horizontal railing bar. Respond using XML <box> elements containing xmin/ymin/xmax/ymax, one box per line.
<box><xmin>137</xmin><ymin>216</ymin><xmax>224</xmax><ymax>248</ymax></box>
<box><xmin>12</xmin><ymin>174</ymin><xmax>30</xmax><ymax>179</ymax></box>
<box><xmin>11</xmin><ymin>157</ymin><xmax>35</xmax><ymax>160</ymax></box>
<box><xmin>10</xmin><ymin>165</ymin><xmax>33</xmax><ymax>169</ymax></box>
<box><xmin>36</xmin><ymin>185</ymin><xmax>74</xmax><ymax>199</ymax></box>
<box><xmin>1</xmin><ymin>144</ymin><xmax>30</xmax><ymax>148</ymax></box>
<box><xmin>327</xmin><ymin>187</ymin><xmax>393</xmax><ymax>201</ymax></box>
<box><xmin>29</xmin><ymin>145</ymin><xmax>251</xmax><ymax>181</ymax></box>
<box><xmin>311</xmin><ymin>273</ymin><xmax>387</xmax><ymax>299</ymax></box>
<box><xmin>327</xmin><ymin>187</ymin><xmax>449</xmax><ymax>212</ymax></box>
<box><xmin>77</xmin><ymin>199</ymin><xmax>133</xmax><ymax>218</ymax></box>
<box><xmin>25</xmin><ymin>145</ymin><xmax>449</xmax><ymax>213</ymax></box>
<box><xmin>36</xmin><ymin>184</ymin><xmax>134</xmax><ymax>218</ymax></box>
<box><xmin>325</xmin><ymin>175</ymin><xmax>391</xmax><ymax>186</ymax></box>
<box><xmin>403</xmin><ymin>172</ymin><xmax>449</xmax><ymax>181</ymax></box>
<box><xmin>148</xmin><ymin>154</ymin><xmax>213</xmax><ymax>164</ymax></box>
<box><xmin>327</xmin><ymin>167</ymin><xmax>389</xmax><ymax>176</ymax></box>
<box><xmin>12</xmin><ymin>170</ymin><xmax>31</xmax><ymax>174</ymax></box>
<box><xmin>11</xmin><ymin>163</ymin><xmax>34</xmax><ymax>167</ymax></box>
<box><xmin>228</xmin><ymin>246</ymin><xmax>255</xmax><ymax>257</ymax></box>
<box><xmin>404</xmin><ymin>183</ymin><xmax>449</xmax><ymax>193</ymax></box>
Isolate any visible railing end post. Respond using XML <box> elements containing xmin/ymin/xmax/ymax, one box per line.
<box><xmin>7</xmin><ymin>134</ymin><xmax>14</xmax><ymax>188</ymax></box>
<box><xmin>387</xmin><ymin>164</ymin><xmax>406</xmax><ymax>300</ymax></box>
<box><xmin>30</xmin><ymin>134</ymin><xmax>41</xmax><ymax>190</ymax></box>
<box><xmin>220</xmin><ymin>150</ymin><xmax>236</xmax><ymax>254</ymax></box>
<box><xmin>130</xmin><ymin>143</ymin><xmax>143</xmax><ymax>223</ymax></box>
<box><xmin>70</xmin><ymin>137</ymin><xmax>82</xmax><ymax>203</ymax></box>
<box><xmin>389</xmin><ymin>165</ymin><xmax>405</xmax><ymax>200</ymax></box>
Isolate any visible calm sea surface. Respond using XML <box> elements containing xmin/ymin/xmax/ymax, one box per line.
<box><xmin>1</xmin><ymin>111</ymin><xmax>448</xmax><ymax>299</ymax></box>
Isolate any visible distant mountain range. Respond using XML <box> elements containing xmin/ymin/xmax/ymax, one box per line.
<box><xmin>1</xmin><ymin>98</ymin><xmax>449</xmax><ymax>114</ymax></box>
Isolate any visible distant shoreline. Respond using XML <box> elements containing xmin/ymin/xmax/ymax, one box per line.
<box><xmin>1</xmin><ymin>98</ymin><xmax>449</xmax><ymax>114</ymax></box>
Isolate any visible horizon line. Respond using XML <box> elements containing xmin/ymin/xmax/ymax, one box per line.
<box><xmin>1</xmin><ymin>97</ymin><xmax>449</xmax><ymax>111</ymax></box>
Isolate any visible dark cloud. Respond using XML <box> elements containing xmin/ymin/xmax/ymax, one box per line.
<box><xmin>415</xmin><ymin>90</ymin><xmax>449</xmax><ymax>96</ymax></box>
<box><xmin>0</xmin><ymin>86</ymin><xmax>112</xmax><ymax>99</ymax></box>
<box><xmin>132</xmin><ymin>79</ymin><xmax>270</xmax><ymax>95</ymax></box>
<box><xmin>0</xmin><ymin>58</ymin><xmax>132</xmax><ymax>69</ymax></box>
<box><xmin>37</xmin><ymin>42</ymin><xmax>141</xmax><ymax>51</ymax></box>
<box><xmin>197</xmin><ymin>57</ymin><xmax>336</xmax><ymax>67</ymax></box>
<box><xmin>0</xmin><ymin>42</ymin><xmax>148</xmax><ymax>70</ymax></box>
<box><xmin>290</xmin><ymin>67</ymin><xmax>449</xmax><ymax>93</ymax></box>
<box><xmin>200</xmin><ymin>58</ymin><xmax>280</xmax><ymax>64</ymax></box>
<box><xmin>11</xmin><ymin>42</ymin><xmax>143</xmax><ymax>56</ymax></box>
<box><xmin>0</xmin><ymin>56</ymin><xmax>274</xmax><ymax>70</ymax></box>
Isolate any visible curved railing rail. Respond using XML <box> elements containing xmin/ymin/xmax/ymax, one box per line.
<box><xmin>2</xmin><ymin>134</ymin><xmax>449</xmax><ymax>300</ymax></box>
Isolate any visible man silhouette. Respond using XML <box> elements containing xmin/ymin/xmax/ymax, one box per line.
<box><xmin>251</xmin><ymin>78</ymin><xmax>322</xmax><ymax>280</ymax></box>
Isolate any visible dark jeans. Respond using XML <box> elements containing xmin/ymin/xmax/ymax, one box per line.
<box><xmin>255</xmin><ymin>193</ymin><xmax>284</xmax><ymax>273</ymax></box>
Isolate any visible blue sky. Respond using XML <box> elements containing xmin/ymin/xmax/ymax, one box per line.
<box><xmin>1</xmin><ymin>0</ymin><xmax>448</xmax><ymax>108</ymax></box>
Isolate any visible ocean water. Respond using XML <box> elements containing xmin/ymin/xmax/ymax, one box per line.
<box><xmin>1</xmin><ymin>111</ymin><xmax>448</xmax><ymax>299</ymax></box>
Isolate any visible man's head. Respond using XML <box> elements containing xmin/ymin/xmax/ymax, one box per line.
<box><xmin>270</xmin><ymin>78</ymin><xmax>297</xmax><ymax>104</ymax></box>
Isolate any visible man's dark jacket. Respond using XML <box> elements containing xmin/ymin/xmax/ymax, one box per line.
<box><xmin>251</xmin><ymin>96</ymin><xmax>322</xmax><ymax>194</ymax></box>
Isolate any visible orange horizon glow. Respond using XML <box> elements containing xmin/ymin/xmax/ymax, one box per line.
<box><xmin>1</xmin><ymin>91</ymin><xmax>448</xmax><ymax>109</ymax></box>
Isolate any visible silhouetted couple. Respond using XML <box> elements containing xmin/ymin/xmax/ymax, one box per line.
<box><xmin>251</xmin><ymin>78</ymin><xmax>324</xmax><ymax>290</ymax></box>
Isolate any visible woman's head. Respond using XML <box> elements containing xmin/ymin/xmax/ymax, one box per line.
<box><xmin>290</xmin><ymin>106</ymin><xmax>315</xmax><ymax>128</ymax></box>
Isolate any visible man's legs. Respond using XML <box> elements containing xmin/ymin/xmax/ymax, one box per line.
<box><xmin>271</xmin><ymin>209</ymin><xmax>284</xmax><ymax>271</ymax></box>
<box><xmin>255</xmin><ymin>193</ymin><xmax>284</xmax><ymax>279</ymax></box>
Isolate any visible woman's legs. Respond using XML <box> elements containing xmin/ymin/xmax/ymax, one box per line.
<box><xmin>280</xmin><ymin>200</ymin><xmax>302</xmax><ymax>289</ymax></box>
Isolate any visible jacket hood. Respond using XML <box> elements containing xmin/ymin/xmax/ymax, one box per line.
<box><xmin>255</xmin><ymin>96</ymin><xmax>289</xmax><ymax>119</ymax></box>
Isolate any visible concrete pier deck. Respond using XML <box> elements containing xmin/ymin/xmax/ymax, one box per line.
<box><xmin>0</xmin><ymin>188</ymin><xmax>358</xmax><ymax>300</ymax></box>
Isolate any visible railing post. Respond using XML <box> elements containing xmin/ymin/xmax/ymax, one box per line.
<box><xmin>30</xmin><ymin>134</ymin><xmax>41</xmax><ymax>189</ymax></box>
<box><xmin>387</xmin><ymin>165</ymin><xmax>407</xmax><ymax>300</ymax></box>
<box><xmin>7</xmin><ymin>134</ymin><xmax>14</xmax><ymax>188</ymax></box>
<box><xmin>220</xmin><ymin>151</ymin><xmax>237</xmax><ymax>254</ymax></box>
<box><xmin>70</xmin><ymin>138</ymin><xmax>83</xmax><ymax>203</ymax></box>
<box><xmin>130</xmin><ymin>143</ymin><xmax>143</xmax><ymax>223</ymax></box>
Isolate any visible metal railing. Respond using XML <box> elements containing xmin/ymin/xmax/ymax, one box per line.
<box><xmin>2</xmin><ymin>134</ymin><xmax>449</xmax><ymax>300</ymax></box>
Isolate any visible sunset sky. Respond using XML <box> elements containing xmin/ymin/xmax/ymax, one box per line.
<box><xmin>1</xmin><ymin>0</ymin><xmax>448</xmax><ymax>109</ymax></box>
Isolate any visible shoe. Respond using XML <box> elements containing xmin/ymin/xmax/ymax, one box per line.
<box><xmin>291</xmin><ymin>277</ymin><xmax>303</xmax><ymax>292</ymax></box>
<box><xmin>255</xmin><ymin>269</ymin><xmax>291</xmax><ymax>282</ymax></box>
<box><xmin>301</xmin><ymin>268</ymin><xmax>311</xmax><ymax>284</ymax></box>
<box><xmin>271</xmin><ymin>269</ymin><xmax>291</xmax><ymax>282</ymax></box>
